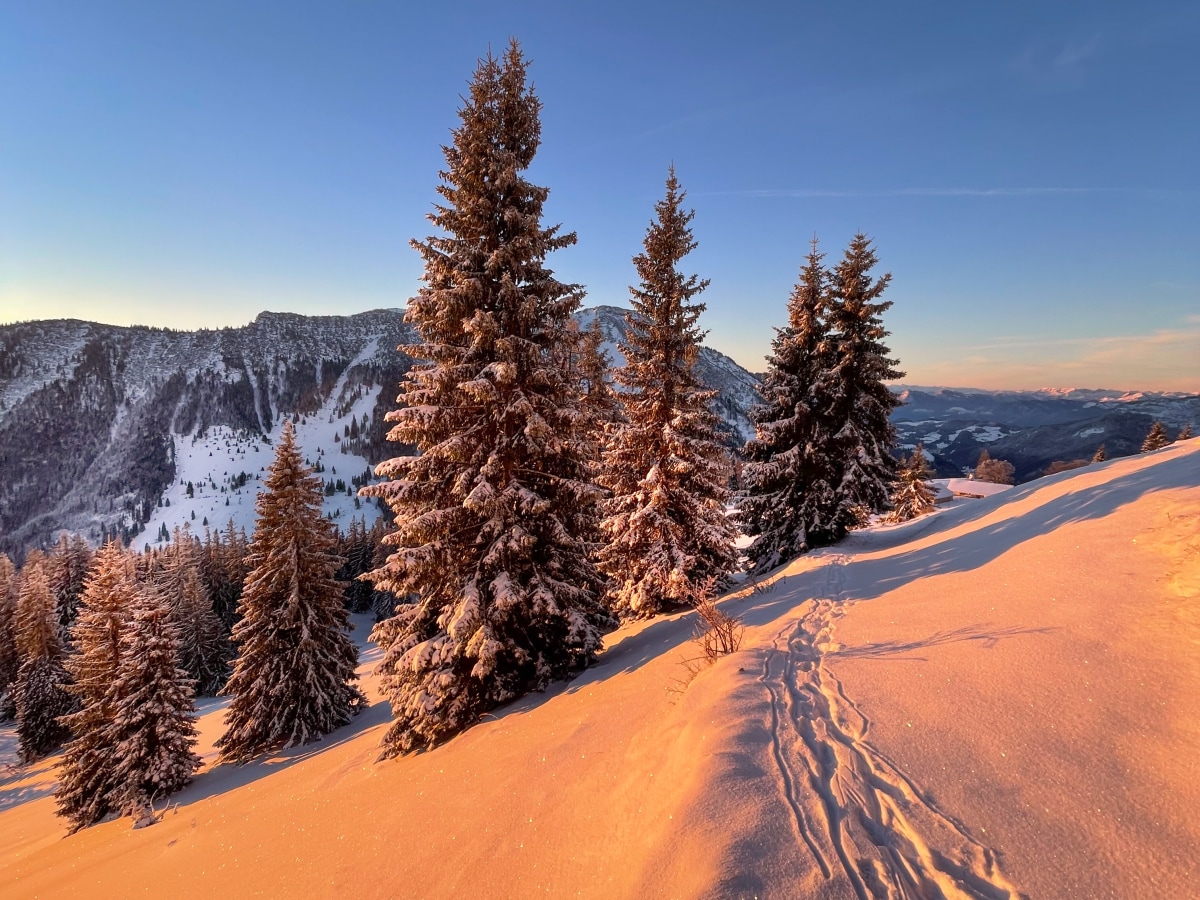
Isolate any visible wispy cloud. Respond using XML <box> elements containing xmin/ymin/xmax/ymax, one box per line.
<box><xmin>700</xmin><ymin>187</ymin><xmax>1185</xmax><ymax>200</ymax></box>
<box><xmin>908</xmin><ymin>325</ymin><xmax>1200</xmax><ymax>392</ymax></box>
<box><xmin>1012</xmin><ymin>33</ymin><xmax>1103</xmax><ymax>90</ymax></box>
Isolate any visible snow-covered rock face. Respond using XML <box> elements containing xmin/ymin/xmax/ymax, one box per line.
<box><xmin>0</xmin><ymin>307</ymin><xmax>763</xmax><ymax>557</ymax></box>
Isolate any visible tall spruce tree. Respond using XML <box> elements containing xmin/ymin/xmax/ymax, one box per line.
<box><xmin>217</xmin><ymin>422</ymin><xmax>364</xmax><ymax>764</ymax></box>
<box><xmin>56</xmin><ymin>541</ymin><xmax>139</xmax><ymax>830</ymax></box>
<box><xmin>823</xmin><ymin>234</ymin><xmax>904</xmax><ymax>535</ymax></box>
<box><xmin>363</xmin><ymin>41</ymin><xmax>609</xmax><ymax>755</ymax></box>
<box><xmin>106</xmin><ymin>585</ymin><xmax>201</xmax><ymax>819</ymax></box>
<box><xmin>13</xmin><ymin>555</ymin><xmax>76</xmax><ymax>761</ymax></box>
<box><xmin>739</xmin><ymin>238</ymin><xmax>840</xmax><ymax>571</ymax></box>
<box><xmin>597</xmin><ymin>167</ymin><xmax>738</xmax><ymax>618</ymax></box>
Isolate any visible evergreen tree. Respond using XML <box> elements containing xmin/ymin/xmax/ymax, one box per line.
<box><xmin>363</xmin><ymin>41</ymin><xmax>609</xmax><ymax>755</ymax></box>
<box><xmin>1091</xmin><ymin>444</ymin><xmax>1107</xmax><ymax>463</ymax></box>
<box><xmin>0</xmin><ymin>554</ymin><xmax>18</xmax><ymax>701</ymax></box>
<box><xmin>822</xmin><ymin>234</ymin><xmax>905</xmax><ymax>533</ymax></box>
<box><xmin>1141</xmin><ymin>420</ymin><xmax>1171</xmax><ymax>452</ymax></box>
<box><xmin>1179</xmin><ymin>423</ymin><xmax>1194</xmax><ymax>441</ymax></box>
<box><xmin>889</xmin><ymin>445</ymin><xmax>937</xmax><ymax>523</ymax></box>
<box><xmin>597</xmin><ymin>168</ymin><xmax>738</xmax><ymax>618</ymax></box>
<box><xmin>158</xmin><ymin>529</ymin><xmax>225</xmax><ymax>694</ymax></box>
<box><xmin>739</xmin><ymin>238</ymin><xmax>839</xmax><ymax>571</ymax></box>
<box><xmin>56</xmin><ymin>541</ymin><xmax>139</xmax><ymax>830</ymax></box>
<box><xmin>577</xmin><ymin>318</ymin><xmax>623</xmax><ymax>431</ymax></box>
<box><xmin>217</xmin><ymin>422</ymin><xmax>364</xmax><ymax>763</ymax></box>
<box><xmin>106</xmin><ymin>585</ymin><xmax>201</xmax><ymax>820</ymax></box>
<box><xmin>14</xmin><ymin>556</ymin><xmax>75</xmax><ymax>761</ymax></box>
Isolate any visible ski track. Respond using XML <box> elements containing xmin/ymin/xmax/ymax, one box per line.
<box><xmin>758</xmin><ymin>554</ymin><xmax>1025</xmax><ymax>899</ymax></box>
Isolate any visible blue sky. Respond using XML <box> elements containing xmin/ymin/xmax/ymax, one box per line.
<box><xmin>1</xmin><ymin>1</ymin><xmax>1197</xmax><ymax>390</ymax></box>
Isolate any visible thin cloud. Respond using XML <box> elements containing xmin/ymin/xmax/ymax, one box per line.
<box><xmin>701</xmin><ymin>187</ymin><xmax>1184</xmax><ymax>200</ymax></box>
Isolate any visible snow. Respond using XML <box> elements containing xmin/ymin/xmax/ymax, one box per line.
<box><xmin>139</xmin><ymin>341</ymin><xmax>387</xmax><ymax>545</ymax></box>
<box><xmin>944</xmin><ymin>477</ymin><xmax>1013</xmax><ymax>497</ymax></box>
<box><xmin>2</xmin><ymin>442</ymin><xmax>1198</xmax><ymax>897</ymax></box>
<box><xmin>1074</xmin><ymin>425</ymin><xmax>1105</xmax><ymax>438</ymax></box>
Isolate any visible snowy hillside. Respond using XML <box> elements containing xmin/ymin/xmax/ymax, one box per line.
<box><xmin>0</xmin><ymin>307</ymin><xmax>762</xmax><ymax>558</ymax></box>
<box><xmin>3</xmin><ymin>438</ymin><xmax>1196</xmax><ymax>898</ymax></box>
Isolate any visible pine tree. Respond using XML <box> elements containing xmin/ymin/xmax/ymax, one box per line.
<box><xmin>0</xmin><ymin>554</ymin><xmax>18</xmax><ymax>701</ymax></box>
<box><xmin>158</xmin><ymin>529</ymin><xmax>225</xmax><ymax>694</ymax></box>
<box><xmin>14</xmin><ymin>556</ymin><xmax>75</xmax><ymax>761</ymax></box>
<box><xmin>1091</xmin><ymin>444</ymin><xmax>1107</xmax><ymax>463</ymax></box>
<box><xmin>739</xmin><ymin>238</ymin><xmax>839</xmax><ymax>571</ymax></box>
<box><xmin>106</xmin><ymin>585</ymin><xmax>201</xmax><ymax>820</ymax></box>
<box><xmin>1141</xmin><ymin>420</ymin><xmax>1170</xmax><ymax>452</ymax></box>
<box><xmin>822</xmin><ymin>234</ymin><xmax>905</xmax><ymax>534</ymax></box>
<box><xmin>217</xmin><ymin>422</ymin><xmax>364</xmax><ymax>763</ymax></box>
<box><xmin>889</xmin><ymin>445</ymin><xmax>937</xmax><ymax>523</ymax></box>
<box><xmin>1177</xmin><ymin>423</ymin><xmax>1193</xmax><ymax>441</ymax></box>
<box><xmin>56</xmin><ymin>541</ymin><xmax>139</xmax><ymax>830</ymax></box>
<box><xmin>598</xmin><ymin>167</ymin><xmax>738</xmax><ymax>617</ymax></box>
<box><xmin>363</xmin><ymin>41</ymin><xmax>609</xmax><ymax>755</ymax></box>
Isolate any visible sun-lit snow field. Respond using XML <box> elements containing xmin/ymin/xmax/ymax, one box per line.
<box><xmin>2</xmin><ymin>440</ymin><xmax>1197</xmax><ymax>898</ymax></box>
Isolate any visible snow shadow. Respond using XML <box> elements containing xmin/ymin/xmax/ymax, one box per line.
<box><xmin>830</xmin><ymin>623</ymin><xmax>1056</xmax><ymax>662</ymax></box>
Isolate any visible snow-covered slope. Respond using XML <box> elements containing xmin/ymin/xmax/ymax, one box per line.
<box><xmin>0</xmin><ymin>307</ymin><xmax>762</xmax><ymax>558</ymax></box>
<box><xmin>3</xmin><ymin>438</ymin><xmax>1196</xmax><ymax>898</ymax></box>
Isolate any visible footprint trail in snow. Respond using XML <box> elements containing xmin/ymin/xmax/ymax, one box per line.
<box><xmin>758</xmin><ymin>554</ymin><xmax>1025</xmax><ymax>899</ymax></box>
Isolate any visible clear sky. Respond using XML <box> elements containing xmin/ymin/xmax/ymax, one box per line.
<box><xmin>1</xmin><ymin>1</ymin><xmax>1197</xmax><ymax>391</ymax></box>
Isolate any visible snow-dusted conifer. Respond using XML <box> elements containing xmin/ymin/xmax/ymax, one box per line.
<box><xmin>1091</xmin><ymin>444</ymin><xmax>1107</xmax><ymax>463</ymax></box>
<box><xmin>598</xmin><ymin>168</ymin><xmax>738</xmax><ymax>618</ymax></box>
<box><xmin>740</xmin><ymin>238</ymin><xmax>839</xmax><ymax>571</ymax></box>
<box><xmin>1179</xmin><ymin>423</ymin><xmax>1193</xmax><ymax>440</ymax></box>
<box><xmin>889</xmin><ymin>445</ymin><xmax>936</xmax><ymax>523</ymax></box>
<box><xmin>56</xmin><ymin>541</ymin><xmax>139</xmax><ymax>830</ymax></box>
<box><xmin>106</xmin><ymin>585</ymin><xmax>200</xmax><ymax>818</ymax></box>
<box><xmin>0</xmin><ymin>554</ymin><xmax>18</xmax><ymax>700</ymax></box>
<box><xmin>158</xmin><ymin>528</ymin><xmax>225</xmax><ymax>694</ymax></box>
<box><xmin>217</xmin><ymin>421</ymin><xmax>364</xmax><ymax>764</ymax></box>
<box><xmin>363</xmin><ymin>41</ymin><xmax>609</xmax><ymax>755</ymax></box>
<box><xmin>823</xmin><ymin>234</ymin><xmax>905</xmax><ymax>535</ymax></box>
<box><xmin>14</xmin><ymin>555</ymin><xmax>75</xmax><ymax>761</ymax></box>
<box><xmin>1141</xmin><ymin>420</ymin><xmax>1170</xmax><ymax>452</ymax></box>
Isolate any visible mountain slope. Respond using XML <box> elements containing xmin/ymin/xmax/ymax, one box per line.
<box><xmin>2</xmin><ymin>438</ymin><xmax>1196</xmax><ymax>898</ymax></box>
<box><xmin>0</xmin><ymin>307</ymin><xmax>760</xmax><ymax>557</ymax></box>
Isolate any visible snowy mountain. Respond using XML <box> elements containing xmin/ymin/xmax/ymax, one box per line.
<box><xmin>3</xmin><ymin>439</ymin><xmax>1197</xmax><ymax>898</ymax></box>
<box><xmin>892</xmin><ymin>385</ymin><xmax>1200</xmax><ymax>479</ymax></box>
<box><xmin>0</xmin><ymin>307</ymin><xmax>761</xmax><ymax>558</ymax></box>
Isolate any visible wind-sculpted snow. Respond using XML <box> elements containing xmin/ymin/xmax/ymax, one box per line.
<box><xmin>3</xmin><ymin>440</ymin><xmax>1195</xmax><ymax>897</ymax></box>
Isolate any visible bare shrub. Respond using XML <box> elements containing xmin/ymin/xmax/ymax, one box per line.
<box><xmin>690</xmin><ymin>576</ymin><xmax>744</xmax><ymax>661</ymax></box>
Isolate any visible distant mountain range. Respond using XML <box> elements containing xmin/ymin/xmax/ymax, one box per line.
<box><xmin>1</xmin><ymin>309</ymin><xmax>1195</xmax><ymax>558</ymax></box>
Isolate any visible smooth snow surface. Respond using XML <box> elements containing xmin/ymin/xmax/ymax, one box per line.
<box><xmin>2</xmin><ymin>442</ymin><xmax>1198</xmax><ymax>898</ymax></box>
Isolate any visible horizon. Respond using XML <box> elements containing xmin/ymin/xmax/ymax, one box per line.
<box><xmin>2</xmin><ymin>2</ymin><xmax>1198</xmax><ymax>391</ymax></box>
<box><xmin>2</xmin><ymin>302</ymin><xmax>1195</xmax><ymax>398</ymax></box>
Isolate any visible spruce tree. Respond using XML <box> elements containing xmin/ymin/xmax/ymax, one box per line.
<box><xmin>822</xmin><ymin>234</ymin><xmax>905</xmax><ymax>534</ymax></box>
<box><xmin>739</xmin><ymin>238</ymin><xmax>839</xmax><ymax>571</ymax></box>
<box><xmin>56</xmin><ymin>541</ymin><xmax>140</xmax><ymax>830</ymax></box>
<box><xmin>106</xmin><ymin>585</ymin><xmax>201</xmax><ymax>819</ymax></box>
<box><xmin>889</xmin><ymin>445</ymin><xmax>937</xmax><ymax>523</ymax></box>
<box><xmin>597</xmin><ymin>167</ymin><xmax>738</xmax><ymax>618</ymax></box>
<box><xmin>0</xmin><ymin>554</ymin><xmax>18</xmax><ymax>701</ymax></box>
<box><xmin>1091</xmin><ymin>444</ymin><xmax>1107</xmax><ymax>463</ymax></box>
<box><xmin>1179</xmin><ymin>423</ymin><xmax>1194</xmax><ymax>441</ymax></box>
<box><xmin>363</xmin><ymin>41</ymin><xmax>609</xmax><ymax>755</ymax></box>
<box><xmin>1141</xmin><ymin>420</ymin><xmax>1170</xmax><ymax>452</ymax></box>
<box><xmin>217</xmin><ymin>421</ymin><xmax>364</xmax><ymax>764</ymax></box>
<box><xmin>14</xmin><ymin>556</ymin><xmax>75</xmax><ymax>761</ymax></box>
<box><xmin>158</xmin><ymin>529</ymin><xmax>225</xmax><ymax>694</ymax></box>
